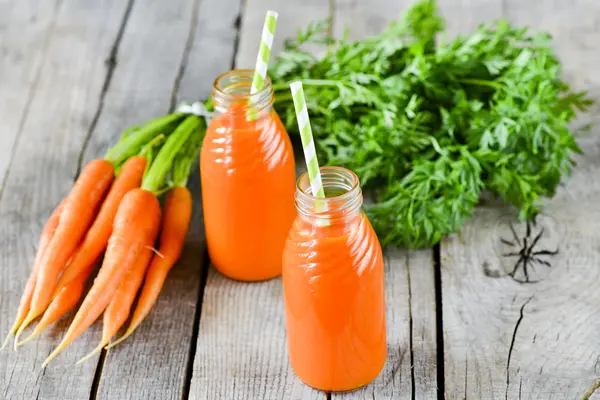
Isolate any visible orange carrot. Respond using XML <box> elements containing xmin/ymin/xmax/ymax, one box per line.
<box><xmin>18</xmin><ymin>157</ymin><xmax>146</xmax><ymax>346</ymax></box>
<box><xmin>1</xmin><ymin>199</ymin><xmax>66</xmax><ymax>350</ymax></box>
<box><xmin>107</xmin><ymin>186</ymin><xmax>192</xmax><ymax>349</ymax></box>
<box><xmin>77</xmin><ymin>244</ymin><xmax>155</xmax><ymax>363</ymax></box>
<box><xmin>17</xmin><ymin>260</ymin><xmax>96</xmax><ymax>346</ymax></box>
<box><xmin>53</xmin><ymin>156</ymin><xmax>147</xmax><ymax>294</ymax></box>
<box><xmin>15</xmin><ymin>159</ymin><xmax>114</xmax><ymax>341</ymax></box>
<box><xmin>42</xmin><ymin>188</ymin><xmax>161</xmax><ymax>367</ymax></box>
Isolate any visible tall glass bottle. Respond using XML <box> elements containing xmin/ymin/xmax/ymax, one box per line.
<box><xmin>283</xmin><ymin>166</ymin><xmax>387</xmax><ymax>391</ymax></box>
<box><xmin>201</xmin><ymin>69</ymin><xmax>296</xmax><ymax>281</ymax></box>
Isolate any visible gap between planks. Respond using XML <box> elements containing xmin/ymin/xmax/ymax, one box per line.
<box><xmin>434</xmin><ymin>244</ymin><xmax>445</xmax><ymax>400</ymax></box>
<box><xmin>81</xmin><ymin>0</ymin><xmax>137</xmax><ymax>397</ymax></box>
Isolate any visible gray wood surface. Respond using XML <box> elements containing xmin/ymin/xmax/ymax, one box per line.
<box><xmin>191</xmin><ymin>269</ymin><xmax>325</xmax><ymax>400</ymax></box>
<box><xmin>437</xmin><ymin>0</ymin><xmax>503</xmax><ymax>38</ymax></box>
<box><xmin>441</xmin><ymin>2</ymin><xmax>600</xmax><ymax>399</ymax></box>
<box><xmin>0</xmin><ymin>0</ymin><xmax>60</xmax><ymax>194</ymax></box>
<box><xmin>2</xmin><ymin>0</ymin><xmax>600</xmax><ymax>399</ymax></box>
<box><xmin>235</xmin><ymin>0</ymin><xmax>331</xmax><ymax>69</ymax></box>
<box><xmin>333</xmin><ymin>0</ymin><xmax>408</xmax><ymax>39</ymax></box>
<box><xmin>332</xmin><ymin>250</ymin><xmax>438</xmax><ymax>400</ymax></box>
<box><xmin>89</xmin><ymin>0</ymin><xmax>223</xmax><ymax>398</ymax></box>
<box><xmin>189</xmin><ymin>1</ymin><xmax>330</xmax><ymax>399</ymax></box>
<box><xmin>0</xmin><ymin>0</ymin><xmax>131</xmax><ymax>398</ymax></box>
<box><xmin>331</xmin><ymin>2</ymin><xmax>439</xmax><ymax>399</ymax></box>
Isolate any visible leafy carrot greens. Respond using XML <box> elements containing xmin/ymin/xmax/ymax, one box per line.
<box><xmin>268</xmin><ymin>0</ymin><xmax>593</xmax><ymax>248</ymax></box>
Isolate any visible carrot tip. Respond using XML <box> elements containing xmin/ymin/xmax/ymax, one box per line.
<box><xmin>1</xmin><ymin>333</ymin><xmax>13</xmax><ymax>351</ymax></box>
<box><xmin>14</xmin><ymin>314</ymin><xmax>36</xmax><ymax>350</ymax></box>
<box><xmin>104</xmin><ymin>327</ymin><xmax>136</xmax><ymax>350</ymax></box>
<box><xmin>14</xmin><ymin>313</ymin><xmax>39</xmax><ymax>348</ymax></box>
<box><xmin>16</xmin><ymin>326</ymin><xmax>42</xmax><ymax>347</ymax></box>
<box><xmin>42</xmin><ymin>341</ymin><xmax>66</xmax><ymax>368</ymax></box>
<box><xmin>76</xmin><ymin>344</ymin><xmax>104</xmax><ymax>365</ymax></box>
<box><xmin>2</xmin><ymin>319</ymin><xmax>23</xmax><ymax>351</ymax></box>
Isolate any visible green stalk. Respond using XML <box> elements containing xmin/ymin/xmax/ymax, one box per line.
<box><xmin>458</xmin><ymin>78</ymin><xmax>503</xmax><ymax>90</ymax></box>
<box><xmin>138</xmin><ymin>134</ymin><xmax>167</xmax><ymax>181</ymax></box>
<box><xmin>173</xmin><ymin>121</ymin><xmax>205</xmax><ymax>188</ymax></box>
<box><xmin>104</xmin><ymin>112</ymin><xmax>186</xmax><ymax>167</ymax></box>
<box><xmin>141</xmin><ymin>115</ymin><xmax>202</xmax><ymax>194</ymax></box>
<box><xmin>272</xmin><ymin>79</ymin><xmax>339</xmax><ymax>92</ymax></box>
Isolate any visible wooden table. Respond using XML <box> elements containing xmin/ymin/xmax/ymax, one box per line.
<box><xmin>1</xmin><ymin>0</ymin><xmax>600</xmax><ymax>399</ymax></box>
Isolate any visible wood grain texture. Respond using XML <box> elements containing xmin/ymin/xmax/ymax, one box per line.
<box><xmin>235</xmin><ymin>0</ymin><xmax>332</xmax><ymax>69</ymax></box>
<box><xmin>441</xmin><ymin>1</ymin><xmax>600</xmax><ymax>398</ymax></box>
<box><xmin>331</xmin><ymin>2</ymin><xmax>438</xmax><ymax>399</ymax></box>
<box><xmin>437</xmin><ymin>0</ymin><xmax>503</xmax><ymax>38</ymax></box>
<box><xmin>191</xmin><ymin>269</ymin><xmax>325</xmax><ymax>400</ymax></box>
<box><xmin>92</xmin><ymin>0</ymin><xmax>243</xmax><ymax>398</ymax></box>
<box><xmin>189</xmin><ymin>1</ymin><xmax>330</xmax><ymax>399</ymax></box>
<box><xmin>332</xmin><ymin>250</ymin><xmax>438</xmax><ymax>400</ymax></box>
<box><xmin>0</xmin><ymin>0</ymin><xmax>61</xmax><ymax>194</ymax></box>
<box><xmin>0</xmin><ymin>0</ymin><xmax>132</xmax><ymax>398</ymax></box>
<box><xmin>333</xmin><ymin>0</ymin><xmax>410</xmax><ymax>39</ymax></box>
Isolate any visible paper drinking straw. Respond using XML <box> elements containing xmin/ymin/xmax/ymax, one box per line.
<box><xmin>290</xmin><ymin>81</ymin><xmax>325</xmax><ymax>200</ymax></box>
<box><xmin>250</xmin><ymin>10</ymin><xmax>278</xmax><ymax>94</ymax></box>
<box><xmin>247</xmin><ymin>11</ymin><xmax>278</xmax><ymax>120</ymax></box>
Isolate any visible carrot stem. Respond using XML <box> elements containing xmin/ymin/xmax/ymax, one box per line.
<box><xmin>104</xmin><ymin>113</ymin><xmax>185</xmax><ymax>167</ymax></box>
<box><xmin>141</xmin><ymin>115</ymin><xmax>203</xmax><ymax>194</ymax></box>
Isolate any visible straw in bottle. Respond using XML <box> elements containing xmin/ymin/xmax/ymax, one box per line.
<box><xmin>290</xmin><ymin>81</ymin><xmax>325</xmax><ymax>199</ymax></box>
<box><xmin>290</xmin><ymin>81</ymin><xmax>330</xmax><ymax>223</ymax></box>
<box><xmin>247</xmin><ymin>10</ymin><xmax>278</xmax><ymax>120</ymax></box>
<box><xmin>251</xmin><ymin>10</ymin><xmax>278</xmax><ymax>94</ymax></box>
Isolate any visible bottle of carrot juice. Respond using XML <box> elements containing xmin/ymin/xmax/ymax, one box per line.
<box><xmin>200</xmin><ymin>69</ymin><xmax>296</xmax><ymax>281</ymax></box>
<box><xmin>282</xmin><ymin>166</ymin><xmax>387</xmax><ymax>391</ymax></box>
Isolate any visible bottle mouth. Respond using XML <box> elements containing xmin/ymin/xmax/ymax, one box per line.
<box><xmin>295</xmin><ymin>166</ymin><xmax>362</xmax><ymax>218</ymax></box>
<box><xmin>212</xmin><ymin>69</ymin><xmax>274</xmax><ymax>115</ymax></box>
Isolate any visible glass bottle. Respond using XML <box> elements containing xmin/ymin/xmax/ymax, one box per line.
<box><xmin>282</xmin><ymin>166</ymin><xmax>387</xmax><ymax>391</ymax></box>
<box><xmin>201</xmin><ymin>69</ymin><xmax>296</xmax><ymax>281</ymax></box>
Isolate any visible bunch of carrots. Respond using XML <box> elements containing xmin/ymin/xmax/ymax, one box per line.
<box><xmin>1</xmin><ymin>109</ymin><xmax>205</xmax><ymax>366</ymax></box>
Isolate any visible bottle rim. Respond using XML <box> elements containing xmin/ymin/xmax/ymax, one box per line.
<box><xmin>295</xmin><ymin>166</ymin><xmax>363</xmax><ymax>218</ymax></box>
<box><xmin>212</xmin><ymin>69</ymin><xmax>274</xmax><ymax>115</ymax></box>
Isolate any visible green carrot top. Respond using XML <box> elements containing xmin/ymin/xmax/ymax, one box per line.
<box><xmin>141</xmin><ymin>115</ymin><xmax>205</xmax><ymax>195</ymax></box>
<box><xmin>104</xmin><ymin>113</ymin><xmax>187</xmax><ymax>169</ymax></box>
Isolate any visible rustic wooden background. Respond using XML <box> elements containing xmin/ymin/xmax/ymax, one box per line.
<box><xmin>1</xmin><ymin>0</ymin><xmax>600</xmax><ymax>399</ymax></box>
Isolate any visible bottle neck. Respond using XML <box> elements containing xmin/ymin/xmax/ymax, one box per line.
<box><xmin>295</xmin><ymin>167</ymin><xmax>363</xmax><ymax>226</ymax></box>
<box><xmin>211</xmin><ymin>69</ymin><xmax>274</xmax><ymax>120</ymax></box>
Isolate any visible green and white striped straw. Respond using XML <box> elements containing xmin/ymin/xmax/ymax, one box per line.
<box><xmin>290</xmin><ymin>81</ymin><xmax>325</xmax><ymax>200</ymax></box>
<box><xmin>250</xmin><ymin>10</ymin><xmax>278</xmax><ymax>95</ymax></box>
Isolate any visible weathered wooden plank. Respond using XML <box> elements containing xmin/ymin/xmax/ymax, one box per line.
<box><xmin>235</xmin><ymin>0</ymin><xmax>330</xmax><ymax>69</ymax></box>
<box><xmin>0</xmin><ymin>0</ymin><xmax>132</xmax><ymax>399</ymax></box>
<box><xmin>441</xmin><ymin>1</ymin><xmax>600</xmax><ymax>398</ymax></box>
<box><xmin>333</xmin><ymin>0</ymin><xmax>408</xmax><ymax>39</ymax></box>
<box><xmin>191</xmin><ymin>269</ymin><xmax>325</xmax><ymax>400</ymax></box>
<box><xmin>334</xmin><ymin>0</ymin><xmax>505</xmax><ymax>41</ymax></box>
<box><xmin>331</xmin><ymin>250</ymin><xmax>438</xmax><ymax>400</ymax></box>
<box><xmin>90</xmin><ymin>0</ymin><xmax>243</xmax><ymax>399</ymax></box>
<box><xmin>97</xmin><ymin>175</ymin><xmax>204</xmax><ymax>400</ymax></box>
<box><xmin>330</xmin><ymin>2</ymin><xmax>438</xmax><ymax>399</ymax></box>
<box><xmin>437</xmin><ymin>0</ymin><xmax>503</xmax><ymax>38</ymax></box>
<box><xmin>0</xmin><ymin>0</ymin><xmax>63</xmax><ymax>204</ymax></box>
<box><xmin>189</xmin><ymin>1</ymin><xmax>330</xmax><ymax>399</ymax></box>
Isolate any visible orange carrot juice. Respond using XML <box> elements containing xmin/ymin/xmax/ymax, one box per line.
<box><xmin>282</xmin><ymin>167</ymin><xmax>387</xmax><ymax>392</ymax></box>
<box><xmin>201</xmin><ymin>69</ymin><xmax>296</xmax><ymax>281</ymax></box>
